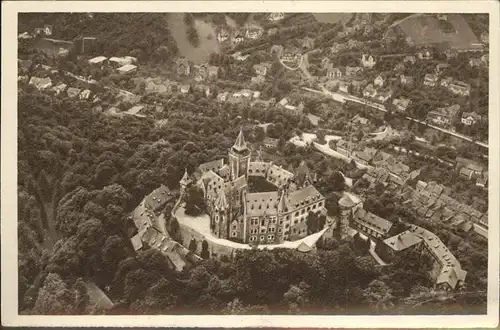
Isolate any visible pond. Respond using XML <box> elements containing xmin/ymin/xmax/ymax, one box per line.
<box><xmin>167</xmin><ymin>13</ymin><xmax>220</xmax><ymax>64</ymax></box>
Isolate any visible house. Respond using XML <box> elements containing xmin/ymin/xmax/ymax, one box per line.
<box><xmin>231</xmin><ymin>52</ymin><xmax>250</xmax><ymax>62</ymax></box>
<box><xmin>444</xmin><ymin>49</ymin><xmax>458</xmax><ymax>59</ymax></box>
<box><xmin>361</xmin><ymin>54</ymin><xmax>376</xmax><ymax>68</ymax></box>
<box><xmin>251</xmin><ymin>75</ymin><xmax>266</xmax><ymax>85</ymax></box>
<box><xmin>245</xmin><ymin>25</ymin><xmax>263</xmax><ymax>39</ymax></box>
<box><xmin>354</xmin><ymin>147</ymin><xmax>378</xmax><ymax>165</ymax></box>
<box><xmin>43</xmin><ymin>25</ymin><xmax>53</xmax><ymax>36</ymax></box>
<box><xmin>336</xmin><ymin>139</ymin><xmax>356</xmax><ymax>157</ymax></box>
<box><xmin>435</xmin><ymin>63</ymin><xmax>449</xmax><ymax>75</ymax></box>
<box><xmin>440</xmin><ymin>77</ymin><xmax>453</xmax><ymax>88</ymax></box>
<box><xmin>363</xmin><ymin>84</ymin><xmax>377</xmax><ymax>98</ymax></box>
<box><xmin>392</xmin><ymin>97</ymin><xmax>411</xmax><ymax>112</ymax></box>
<box><xmin>417</xmin><ymin>49</ymin><xmax>433</xmax><ymax>60</ymax></box>
<box><xmin>400</xmin><ymin>75</ymin><xmax>414</xmax><ymax>86</ymax></box>
<box><xmin>217</xmin><ymin>28</ymin><xmax>229</xmax><ymax>43</ymax></box>
<box><xmin>461</xmin><ymin>112</ymin><xmax>482</xmax><ymax>126</ymax></box>
<box><xmin>88</xmin><ymin>56</ymin><xmax>108</xmax><ymax>65</ymax></box>
<box><xmin>271</xmin><ymin>45</ymin><xmax>284</xmax><ymax>55</ymax></box>
<box><xmin>321</xmin><ymin>57</ymin><xmax>332</xmax><ymax>70</ymax></box>
<box><xmin>66</xmin><ymin>87</ymin><xmax>81</xmax><ymax>98</ymax></box>
<box><xmin>480</xmin><ymin>32</ymin><xmax>489</xmax><ymax>44</ymax></box>
<box><xmin>394</xmin><ymin>62</ymin><xmax>405</xmax><ymax>72</ymax></box>
<box><xmin>423</xmin><ymin>73</ymin><xmax>439</xmax><ymax>87</ymax></box>
<box><xmin>351</xmin><ymin>79</ymin><xmax>368</xmax><ymax>94</ymax></box>
<box><xmin>301</xmin><ymin>37</ymin><xmax>315</xmax><ymax>50</ymax></box>
<box><xmin>456</xmin><ymin>157</ymin><xmax>484</xmax><ymax>178</ymax></box>
<box><xmin>217</xmin><ymin>92</ymin><xmax>229</xmax><ymax>103</ymax></box>
<box><xmin>267</xmin><ymin>28</ymin><xmax>279</xmax><ymax>36</ymax></box>
<box><xmin>109</xmin><ymin>56</ymin><xmax>133</xmax><ymax>68</ymax></box>
<box><xmin>117</xmin><ymin>64</ymin><xmax>137</xmax><ymax>75</ymax></box>
<box><xmin>194</xmin><ymin>84</ymin><xmax>211</xmax><ymax>97</ymax></box>
<box><xmin>263</xmin><ymin>137</ymin><xmax>279</xmax><ymax>149</ymax></box>
<box><xmin>448</xmin><ymin>81</ymin><xmax>471</xmax><ymax>96</ymax></box>
<box><xmin>481</xmin><ymin>54</ymin><xmax>489</xmax><ymax>65</ymax></box>
<box><xmin>327</xmin><ymin>68</ymin><xmax>343</xmax><ymax>79</ymax></box>
<box><xmin>79</xmin><ymin>89</ymin><xmax>92</xmax><ymax>100</ymax></box>
<box><xmin>176</xmin><ymin>58</ymin><xmax>191</xmax><ymax>76</ymax></box>
<box><xmin>338</xmin><ymin>81</ymin><xmax>350</xmax><ymax>93</ymax></box>
<box><xmin>374</xmin><ymin>74</ymin><xmax>386</xmax><ymax>87</ymax></box>
<box><xmin>18</xmin><ymin>32</ymin><xmax>33</xmax><ymax>39</ymax></box>
<box><xmin>193</xmin><ymin>64</ymin><xmax>208</xmax><ymax>82</ymax></box>
<box><xmin>51</xmin><ymin>83</ymin><xmax>67</xmax><ymax>95</ymax></box>
<box><xmin>469</xmin><ymin>58</ymin><xmax>483</xmax><ymax>67</ymax></box>
<box><xmin>376</xmin><ymin>89</ymin><xmax>393</xmax><ymax>103</ymax></box>
<box><xmin>207</xmin><ymin>66</ymin><xmax>219</xmax><ymax>79</ymax></box>
<box><xmin>269</xmin><ymin>12</ymin><xmax>285</xmax><ymax>22</ymax></box>
<box><xmin>476</xmin><ymin>173</ymin><xmax>488</xmax><ymax>188</ymax></box>
<box><xmin>345</xmin><ymin>66</ymin><xmax>362</xmax><ymax>77</ymax></box>
<box><xmin>253</xmin><ymin>63</ymin><xmax>271</xmax><ymax>76</ymax></box>
<box><xmin>28</xmin><ymin>76</ymin><xmax>52</xmax><ymax>90</ymax></box>
<box><xmin>427</xmin><ymin>105</ymin><xmax>460</xmax><ymax>127</ymax></box>
<box><xmin>179</xmin><ymin>84</ymin><xmax>191</xmax><ymax>94</ymax></box>
<box><xmin>34</xmin><ymin>27</ymin><xmax>45</xmax><ymax>35</ymax></box>
<box><xmin>233</xmin><ymin>32</ymin><xmax>245</xmax><ymax>44</ymax></box>
<box><xmin>403</xmin><ymin>55</ymin><xmax>416</xmax><ymax>64</ymax></box>
<box><xmin>281</xmin><ymin>51</ymin><xmax>301</xmax><ymax>64</ymax></box>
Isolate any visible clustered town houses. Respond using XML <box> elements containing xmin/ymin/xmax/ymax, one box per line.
<box><xmin>179</xmin><ymin>129</ymin><xmax>326</xmax><ymax>245</ymax></box>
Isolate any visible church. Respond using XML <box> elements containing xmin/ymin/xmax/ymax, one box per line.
<box><xmin>180</xmin><ymin>129</ymin><xmax>326</xmax><ymax>245</ymax></box>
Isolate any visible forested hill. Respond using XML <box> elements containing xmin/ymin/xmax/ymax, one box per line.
<box><xmin>18</xmin><ymin>13</ymin><xmax>179</xmax><ymax>61</ymax></box>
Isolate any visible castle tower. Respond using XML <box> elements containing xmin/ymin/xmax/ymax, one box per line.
<box><xmin>338</xmin><ymin>194</ymin><xmax>358</xmax><ymax>240</ymax></box>
<box><xmin>179</xmin><ymin>169</ymin><xmax>191</xmax><ymax>195</ymax></box>
<box><xmin>229</xmin><ymin>128</ymin><xmax>251</xmax><ymax>181</ymax></box>
<box><xmin>213</xmin><ymin>189</ymin><xmax>229</xmax><ymax>238</ymax></box>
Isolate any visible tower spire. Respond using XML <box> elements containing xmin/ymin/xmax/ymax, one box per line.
<box><xmin>232</xmin><ymin>127</ymin><xmax>247</xmax><ymax>152</ymax></box>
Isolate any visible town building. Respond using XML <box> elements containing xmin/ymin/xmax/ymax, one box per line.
<box><xmin>376</xmin><ymin>89</ymin><xmax>393</xmax><ymax>103</ymax></box>
<box><xmin>361</xmin><ymin>54</ymin><xmax>376</xmax><ymax>68</ymax></box>
<box><xmin>427</xmin><ymin>104</ymin><xmax>460</xmax><ymax>127</ymax></box>
<box><xmin>461</xmin><ymin>112</ymin><xmax>482</xmax><ymax>126</ymax></box>
<box><xmin>400</xmin><ymin>75</ymin><xmax>414</xmax><ymax>86</ymax></box>
<box><xmin>327</xmin><ymin>68</ymin><xmax>343</xmax><ymax>80</ymax></box>
<box><xmin>374</xmin><ymin>74</ymin><xmax>386</xmax><ymax>87</ymax></box>
<box><xmin>423</xmin><ymin>73</ymin><xmax>439</xmax><ymax>87</ymax></box>
<box><xmin>117</xmin><ymin>64</ymin><xmax>137</xmax><ymax>75</ymax></box>
<box><xmin>176</xmin><ymin>58</ymin><xmax>191</xmax><ymax>76</ymax></box>
<box><xmin>440</xmin><ymin>76</ymin><xmax>453</xmax><ymax>88</ymax></box>
<box><xmin>335</xmin><ymin>139</ymin><xmax>356</xmax><ymax>157</ymax></box>
<box><xmin>253</xmin><ymin>63</ymin><xmax>271</xmax><ymax>76</ymax></box>
<box><xmin>403</xmin><ymin>55</ymin><xmax>417</xmax><ymax>64</ymax></box>
<box><xmin>417</xmin><ymin>49</ymin><xmax>433</xmax><ymax>60</ymax></box>
<box><xmin>363</xmin><ymin>84</ymin><xmax>377</xmax><ymax>99</ymax></box>
<box><xmin>217</xmin><ymin>28</ymin><xmax>229</xmax><ymax>43</ymax></box>
<box><xmin>28</xmin><ymin>76</ymin><xmax>52</xmax><ymax>90</ymax></box>
<box><xmin>88</xmin><ymin>56</ymin><xmax>108</xmax><ymax>66</ymax></box>
<box><xmin>67</xmin><ymin>87</ymin><xmax>82</xmax><ymax>98</ymax></box>
<box><xmin>392</xmin><ymin>97</ymin><xmax>411</xmax><ymax>112</ymax></box>
<box><xmin>185</xmin><ymin>130</ymin><xmax>326</xmax><ymax>244</ymax></box>
<box><xmin>79</xmin><ymin>89</ymin><xmax>91</xmax><ymax>100</ymax></box>
<box><xmin>448</xmin><ymin>80</ymin><xmax>471</xmax><ymax>96</ymax></box>
<box><xmin>245</xmin><ymin>25</ymin><xmax>263</xmax><ymax>39</ymax></box>
<box><xmin>51</xmin><ymin>83</ymin><xmax>67</xmax><ymax>95</ymax></box>
<box><xmin>377</xmin><ymin>225</ymin><xmax>466</xmax><ymax>290</ymax></box>
<box><xmin>269</xmin><ymin>12</ymin><xmax>285</xmax><ymax>22</ymax></box>
<box><xmin>345</xmin><ymin>66</ymin><xmax>362</xmax><ymax>77</ymax></box>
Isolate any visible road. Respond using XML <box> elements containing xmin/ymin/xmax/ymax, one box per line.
<box><xmin>303</xmin><ymin>86</ymin><xmax>489</xmax><ymax>150</ymax></box>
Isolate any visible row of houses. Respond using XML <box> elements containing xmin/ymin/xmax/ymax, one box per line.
<box><xmin>217</xmin><ymin>24</ymin><xmax>264</xmax><ymax>44</ymax></box>
<box><xmin>339</xmin><ymin>193</ymin><xmax>467</xmax><ymax>290</ymax></box>
<box><xmin>26</xmin><ymin>76</ymin><xmax>100</xmax><ymax>102</ymax></box>
<box><xmin>423</xmin><ymin>73</ymin><xmax>472</xmax><ymax>96</ymax></box>
<box><xmin>88</xmin><ymin>55</ymin><xmax>138</xmax><ymax>74</ymax></box>
<box><xmin>129</xmin><ymin>185</ymin><xmax>201</xmax><ymax>272</ymax></box>
<box><xmin>426</xmin><ymin>104</ymin><xmax>483</xmax><ymax>128</ymax></box>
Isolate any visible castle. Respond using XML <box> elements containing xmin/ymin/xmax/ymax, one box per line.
<box><xmin>180</xmin><ymin>129</ymin><xmax>326</xmax><ymax>245</ymax></box>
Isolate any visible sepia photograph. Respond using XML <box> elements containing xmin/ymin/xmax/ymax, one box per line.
<box><xmin>2</xmin><ymin>0</ymin><xmax>499</xmax><ymax>328</ymax></box>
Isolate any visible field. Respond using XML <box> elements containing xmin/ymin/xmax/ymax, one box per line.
<box><xmin>312</xmin><ymin>13</ymin><xmax>353</xmax><ymax>24</ymax></box>
<box><xmin>167</xmin><ymin>13</ymin><xmax>220</xmax><ymax>64</ymax></box>
<box><xmin>395</xmin><ymin>14</ymin><xmax>482</xmax><ymax>50</ymax></box>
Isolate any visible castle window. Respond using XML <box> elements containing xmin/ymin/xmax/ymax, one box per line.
<box><xmin>301</xmin><ymin>209</ymin><xmax>305</xmax><ymax>214</ymax></box>
<box><xmin>295</xmin><ymin>212</ymin><xmax>299</xmax><ymax>216</ymax></box>
<box><xmin>286</xmin><ymin>215</ymin><xmax>290</xmax><ymax>220</ymax></box>
<box><xmin>232</xmin><ymin>225</ymin><xmax>237</xmax><ymax>230</ymax></box>
<box><xmin>260</xmin><ymin>227</ymin><xmax>266</xmax><ymax>233</ymax></box>
<box><xmin>250</xmin><ymin>236</ymin><xmax>257</xmax><ymax>241</ymax></box>
<box><xmin>268</xmin><ymin>235</ymin><xmax>274</xmax><ymax>241</ymax></box>
<box><xmin>231</xmin><ymin>231</ymin><xmax>237</xmax><ymax>237</ymax></box>
<box><xmin>279</xmin><ymin>219</ymin><xmax>283</xmax><ymax>225</ymax></box>
<box><xmin>285</xmin><ymin>224</ymin><xmax>289</xmax><ymax>228</ymax></box>
<box><xmin>260</xmin><ymin>235</ymin><xmax>265</xmax><ymax>241</ymax></box>
<box><xmin>261</xmin><ymin>219</ymin><xmax>265</xmax><ymax>226</ymax></box>
<box><xmin>259</xmin><ymin>205</ymin><xmax>262</xmax><ymax>210</ymax></box>
<box><xmin>293</xmin><ymin>228</ymin><xmax>297</xmax><ymax>233</ymax></box>
<box><xmin>278</xmin><ymin>228</ymin><xmax>282</xmax><ymax>233</ymax></box>
<box><xmin>307</xmin><ymin>207</ymin><xmax>311</xmax><ymax>212</ymax></box>
<box><xmin>266</xmin><ymin>204</ymin><xmax>269</xmax><ymax>209</ymax></box>
<box><xmin>251</xmin><ymin>205</ymin><xmax>254</xmax><ymax>210</ymax></box>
